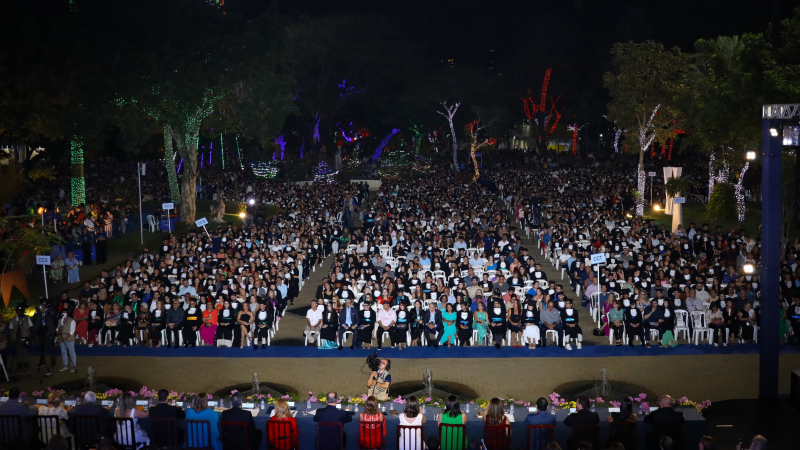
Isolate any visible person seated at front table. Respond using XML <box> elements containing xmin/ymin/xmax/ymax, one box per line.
<box><xmin>314</xmin><ymin>392</ymin><xmax>353</xmax><ymax>446</ymax></box>
<box><xmin>358</xmin><ymin>396</ymin><xmax>387</xmax><ymax>449</ymax></box>
<box><xmin>437</xmin><ymin>395</ymin><xmax>467</xmax><ymax>450</ymax></box>
<box><xmin>564</xmin><ymin>396</ymin><xmax>600</xmax><ymax>449</ymax></box>
<box><xmin>605</xmin><ymin>398</ymin><xmax>637</xmax><ymax>450</ymax></box>
<box><xmin>483</xmin><ymin>398</ymin><xmax>511</xmax><ymax>436</ymax></box>
<box><xmin>267</xmin><ymin>399</ymin><xmax>298</xmax><ymax>449</ymax></box>
<box><xmin>186</xmin><ymin>393</ymin><xmax>220</xmax><ymax>450</ymax></box>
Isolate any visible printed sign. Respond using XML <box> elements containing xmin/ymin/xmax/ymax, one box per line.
<box><xmin>673</xmin><ymin>197</ymin><xmax>686</xmax><ymax>204</ymax></box>
<box><xmin>648</xmin><ymin>172</ymin><xmax>656</xmax><ymax>176</ymax></box>
<box><xmin>590</xmin><ymin>253</ymin><xmax>607</xmax><ymax>265</ymax></box>
<box><xmin>195</xmin><ymin>217</ymin><xmax>209</xmax><ymax>227</ymax></box>
<box><xmin>36</xmin><ymin>255</ymin><xmax>51</xmax><ymax>266</ymax></box>
<box><xmin>162</xmin><ymin>202</ymin><xmax>175</xmax><ymax>210</ymax></box>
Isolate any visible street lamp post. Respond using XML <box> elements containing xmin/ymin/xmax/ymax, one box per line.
<box><xmin>759</xmin><ymin>105</ymin><xmax>792</xmax><ymax>401</ymax></box>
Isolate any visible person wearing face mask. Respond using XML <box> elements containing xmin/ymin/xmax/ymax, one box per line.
<box><xmin>358</xmin><ymin>300</ymin><xmax>376</xmax><ymax>350</ymax></box>
<box><xmin>660</xmin><ymin>299</ymin><xmax>677</xmax><ymax>348</ymax></box>
<box><xmin>522</xmin><ymin>301</ymin><xmax>541</xmax><ymax>350</ymax></box>
<box><xmin>56</xmin><ymin>309</ymin><xmax>77</xmax><ymax>372</ymax></box>
<box><xmin>642</xmin><ymin>299</ymin><xmax>664</xmax><ymax>348</ymax></box>
<box><xmin>560</xmin><ymin>299</ymin><xmax>582</xmax><ymax>350</ymax></box>
<box><xmin>624</xmin><ymin>299</ymin><xmax>646</xmax><ymax>348</ymax></box>
<box><xmin>607</xmin><ymin>300</ymin><xmax>625</xmax><ymax>346</ymax></box>
<box><xmin>488</xmin><ymin>299</ymin><xmax>507</xmax><ymax>349</ymax></box>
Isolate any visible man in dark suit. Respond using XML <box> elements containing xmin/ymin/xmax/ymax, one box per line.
<box><xmin>67</xmin><ymin>391</ymin><xmax>110</xmax><ymax>436</ymax></box>
<box><xmin>148</xmin><ymin>389</ymin><xmax>186</xmax><ymax>444</ymax></box>
<box><xmin>644</xmin><ymin>395</ymin><xmax>685</xmax><ymax>449</ymax></box>
<box><xmin>0</xmin><ymin>387</ymin><xmax>38</xmax><ymax>443</ymax></box>
<box><xmin>313</xmin><ymin>392</ymin><xmax>352</xmax><ymax>445</ymax></box>
<box><xmin>564</xmin><ymin>396</ymin><xmax>600</xmax><ymax>449</ymax></box>
<box><xmin>221</xmin><ymin>393</ymin><xmax>262</xmax><ymax>450</ymax></box>
<box><xmin>525</xmin><ymin>397</ymin><xmax>557</xmax><ymax>444</ymax></box>
<box><xmin>338</xmin><ymin>298</ymin><xmax>359</xmax><ymax>350</ymax></box>
<box><xmin>422</xmin><ymin>302</ymin><xmax>443</xmax><ymax>348</ymax></box>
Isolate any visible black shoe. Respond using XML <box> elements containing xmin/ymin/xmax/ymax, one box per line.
<box><xmin>167</xmin><ymin>344</ymin><xmax>171</xmax><ymax>348</ymax></box>
<box><xmin>254</xmin><ymin>346</ymin><xmax>258</xmax><ymax>351</ymax></box>
<box><xmin>434</xmin><ymin>343</ymin><xmax>439</xmax><ymax>348</ymax></box>
<box><xmin>629</xmin><ymin>342</ymin><xmax>634</xmax><ymax>347</ymax></box>
<box><xmin>541</xmin><ymin>343</ymin><xmax>546</xmax><ymax>348</ymax></box>
<box><xmin>262</xmin><ymin>344</ymin><xmax>266</xmax><ymax>349</ymax></box>
<box><xmin>350</xmin><ymin>345</ymin><xmax>355</xmax><ymax>351</ymax></box>
<box><xmin>338</xmin><ymin>346</ymin><xmax>343</xmax><ymax>351</ymax></box>
<box><xmin>377</xmin><ymin>346</ymin><xmax>381</xmax><ymax>350</ymax></box>
<box><xmin>495</xmin><ymin>343</ymin><xmax>501</xmax><ymax>349</ymax></box>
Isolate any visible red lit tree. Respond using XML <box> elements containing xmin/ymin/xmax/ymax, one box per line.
<box><xmin>522</xmin><ymin>69</ymin><xmax>563</xmax><ymax>153</ymax></box>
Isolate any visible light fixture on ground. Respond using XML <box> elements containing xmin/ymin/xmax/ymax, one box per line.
<box><xmin>238</xmin><ymin>212</ymin><xmax>246</xmax><ymax>219</ymax></box>
<box><xmin>653</xmin><ymin>204</ymin><xmax>661</xmax><ymax>211</ymax></box>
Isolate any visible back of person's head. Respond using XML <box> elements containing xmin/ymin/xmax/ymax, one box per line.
<box><xmin>546</xmin><ymin>442</ymin><xmax>563</xmax><ymax>450</ymax></box>
<box><xmin>364</xmin><ymin>396</ymin><xmax>379</xmax><ymax>415</ymax></box>
<box><xmin>116</xmin><ymin>393</ymin><xmax>135</xmax><ymax>415</ymax></box>
<box><xmin>486</xmin><ymin>398</ymin><xmax>504</xmax><ymax>425</ymax></box>
<box><xmin>577</xmin><ymin>442</ymin><xmax>593</xmax><ymax>450</ymax></box>
<box><xmin>157</xmin><ymin>389</ymin><xmax>169</xmax><ymax>402</ymax></box>
<box><xmin>659</xmin><ymin>395</ymin><xmax>674</xmax><ymax>408</ymax></box>
<box><xmin>660</xmin><ymin>436</ymin><xmax>674</xmax><ymax>450</ymax></box>
<box><xmin>47</xmin><ymin>392</ymin><xmax>61</xmax><ymax>407</ymax></box>
<box><xmin>620</xmin><ymin>398</ymin><xmax>633</xmax><ymax>421</ymax></box>
<box><xmin>326</xmin><ymin>392</ymin><xmax>337</xmax><ymax>405</ymax></box>
<box><xmin>750</xmin><ymin>435</ymin><xmax>767</xmax><ymax>450</ymax></box>
<box><xmin>445</xmin><ymin>395</ymin><xmax>462</xmax><ymax>418</ymax></box>
<box><xmin>404</xmin><ymin>396</ymin><xmax>420</xmax><ymax>418</ymax></box>
<box><xmin>576</xmin><ymin>396</ymin><xmax>590</xmax><ymax>410</ymax></box>
<box><xmin>8</xmin><ymin>388</ymin><xmax>20</xmax><ymax>400</ymax></box>
<box><xmin>536</xmin><ymin>397</ymin><xmax>549</xmax><ymax>412</ymax></box>
<box><xmin>426</xmin><ymin>436</ymin><xmax>440</xmax><ymax>450</ymax></box>
<box><xmin>46</xmin><ymin>434</ymin><xmax>69</xmax><ymax>450</ymax></box>
<box><xmin>273</xmin><ymin>399</ymin><xmax>291</xmax><ymax>418</ymax></box>
<box><xmin>192</xmin><ymin>393</ymin><xmax>209</xmax><ymax>412</ymax></box>
<box><xmin>230</xmin><ymin>393</ymin><xmax>242</xmax><ymax>408</ymax></box>
<box><xmin>84</xmin><ymin>391</ymin><xmax>97</xmax><ymax>404</ymax></box>
<box><xmin>609</xmin><ymin>443</ymin><xmax>625</xmax><ymax>450</ymax></box>
<box><xmin>699</xmin><ymin>436</ymin><xmax>715</xmax><ymax>450</ymax></box>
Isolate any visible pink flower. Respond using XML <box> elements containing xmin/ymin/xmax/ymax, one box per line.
<box><xmin>231</xmin><ymin>390</ymin><xmax>239</xmax><ymax>394</ymax></box>
<box><xmin>595</xmin><ymin>397</ymin><xmax>604</xmax><ymax>404</ymax></box>
<box><xmin>425</xmin><ymin>397</ymin><xmax>432</xmax><ymax>402</ymax></box>
<box><xmin>638</xmin><ymin>393</ymin><xmax>647</xmax><ymax>400</ymax></box>
<box><xmin>308</xmin><ymin>391</ymin><xmax>313</xmax><ymax>396</ymax></box>
<box><xmin>524</xmin><ymin>402</ymin><xmax>531</xmax><ymax>407</ymax></box>
<box><xmin>32</xmin><ymin>391</ymin><xmax>44</xmax><ymax>397</ymax></box>
<box><xmin>642</xmin><ymin>403</ymin><xmax>650</xmax><ymax>413</ymax></box>
<box><xmin>678</xmin><ymin>397</ymin><xmax>688</xmax><ymax>403</ymax></box>
<box><xmin>610</xmin><ymin>401</ymin><xmax>621</xmax><ymax>408</ymax></box>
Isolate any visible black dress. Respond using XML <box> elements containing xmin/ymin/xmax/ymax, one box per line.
<box><xmin>117</xmin><ymin>311</ymin><xmax>135</xmax><ymax>345</ymax></box>
<box><xmin>321</xmin><ymin>310</ymin><xmax>339</xmax><ymax>342</ymax></box>
<box><xmin>456</xmin><ymin>310</ymin><xmax>473</xmax><ymax>346</ymax></box>
<box><xmin>357</xmin><ymin>308</ymin><xmax>375</xmax><ymax>344</ymax></box>
<box><xmin>393</xmin><ymin>310</ymin><xmax>410</xmax><ymax>343</ymax></box>
<box><xmin>253</xmin><ymin>309</ymin><xmax>272</xmax><ymax>346</ymax></box>
<box><xmin>507</xmin><ymin>309</ymin><xmax>523</xmax><ymax>333</ymax></box>
<box><xmin>216</xmin><ymin>308</ymin><xmax>236</xmax><ymax>344</ymax></box>
<box><xmin>409</xmin><ymin>308</ymin><xmax>422</xmax><ymax>341</ymax></box>
<box><xmin>488</xmin><ymin>306</ymin><xmax>506</xmax><ymax>345</ymax></box>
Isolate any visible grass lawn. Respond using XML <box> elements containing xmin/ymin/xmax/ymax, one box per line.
<box><xmin>642</xmin><ymin>201</ymin><xmax>765</xmax><ymax>237</ymax></box>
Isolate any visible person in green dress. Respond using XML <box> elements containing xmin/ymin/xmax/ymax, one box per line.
<box><xmin>438</xmin><ymin>395</ymin><xmax>467</xmax><ymax>450</ymax></box>
<box><xmin>439</xmin><ymin>303</ymin><xmax>457</xmax><ymax>346</ymax></box>
<box><xmin>473</xmin><ymin>301</ymin><xmax>488</xmax><ymax>345</ymax></box>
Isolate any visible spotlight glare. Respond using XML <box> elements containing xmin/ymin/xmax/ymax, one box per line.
<box><xmin>746</xmin><ymin>151</ymin><xmax>756</xmax><ymax>160</ymax></box>
<box><xmin>743</xmin><ymin>262</ymin><xmax>754</xmax><ymax>274</ymax></box>
<box><xmin>770</xmin><ymin>128</ymin><xmax>779</xmax><ymax>137</ymax></box>
<box><xmin>238</xmin><ymin>212</ymin><xmax>246</xmax><ymax>219</ymax></box>
<box><xmin>248</xmin><ymin>199</ymin><xmax>255</xmax><ymax>205</ymax></box>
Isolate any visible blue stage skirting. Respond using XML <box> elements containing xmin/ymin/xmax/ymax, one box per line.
<box><xmin>31</xmin><ymin>342</ymin><xmax>800</xmax><ymax>359</ymax></box>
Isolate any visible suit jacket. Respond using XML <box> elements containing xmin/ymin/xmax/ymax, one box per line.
<box><xmin>221</xmin><ymin>406</ymin><xmax>257</xmax><ymax>440</ymax></box>
<box><xmin>313</xmin><ymin>405</ymin><xmax>352</xmax><ymax>425</ymax></box>
<box><xmin>148</xmin><ymin>402</ymin><xmax>186</xmax><ymax>420</ymax></box>
<box><xmin>422</xmin><ymin>309</ymin><xmax>443</xmax><ymax>333</ymax></box>
<box><xmin>338</xmin><ymin>307</ymin><xmax>360</xmax><ymax>327</ymax></box>
<box><xmin>524</xmin><ymin>412</ymin><xmax>557</xmax><ymax>426</ymax></box>
<box><xmin>67</xmin><ymin>402</ymin><xmax>110</xmax><ymax>434</ymax></box>
<box><xmin>563</xmin><ymin>409</ymin><xmax>600</xmax><ymax>427</ymax></box>
<box><xmin>643</xmin><ymin>406</ymin><xmax>684</xmax><ymax>427</ymax></box>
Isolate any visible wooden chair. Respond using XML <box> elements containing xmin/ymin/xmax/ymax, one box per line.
<box><xmin>112</xmin><ymin>417</ymin><xmax>138</xmax><ymax>450</ymax></box>
<box><xmin>358</xmin><ymin>419</ymin><xmax>385</xmax><ymax>450</ymax></box>
<box><xmin>569</xmin><ymin>425</ymin><xmax>599</xmax><ymax>450</ymax></box>
<box><xmin>439</xmin><ymin>423</ymin><xmax>467</xmax><ymax>450</ymax></box>
<box><xmin>0</xmin><ymin>415</ymin><xmax>23</xmax><ymax>448</ymax></box>
<box><xmin>609</xmin><ymin>421</ymin><xmax>637</xmax><ymax>450</ymax></box>
<box><xmin>267</xmin><ymin>419</ymin><xmax>298</xmax><ymax>450</ymax></box>
<box><xmin>221</xmin><ymin>421</ymin><xmax>250</xmax><ymax>450</ymax></box>
<box><xmin>396</xmin><ymin>425</ymin><xmax>424</xmax><ymax>450</ymax></box>
<box><xmin>37</xmin><ymin>415</ymin><xmax>73</xmax><ymax>448</ymax></box>
<box><xmin>185</xmin><ymin>419</ymin><xmax>214</xmax><ymax>450</ymax></box>
<box><xmin>483</xmin><ymin>423</ymin><xmax>511</xmax><ymax>450</ymax></box>
<box><xmin>150</xmin><ymin>417</ymin><xmax>180</xmax><ymax>450</ymax></box>
<box><xmin>71</xmin><ymin>415</ymin><xmax>100</xmax><ymax>450</ymax></box>
<box><xmin>315</xmin><ymin>422</ymin><xmax>343</xmax><ymax>450</ymax></box>
<box><xmin>526</xmin><ymin>424</ymin><xmax>555</xmax><ymax>450</ymax></box>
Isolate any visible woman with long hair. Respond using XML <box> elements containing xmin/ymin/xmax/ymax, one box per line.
<box><xmin>473</xmin><ymin>301</ymin><xmax>488</xmax><ymax>345</ymax></box>
<box><xmin>399</xmin><ymin>396</ymin><xmax>426</xmax><ymax>450</ymax></box>
<box><xmin>267</xmin><ymin>399</ymin><xmax>299</xmax><ymax>449</ymax></box>
<box><xmin>410</xmin><ymin>300</ymin><xmax>424</xmax><ymax>346</ymax></box>
<box><xmin>437</xmin><ymin>395</ymin><xmax>467</xmax><ymax>450</ymax></box>
<box><xmin>113</xmin><ymin>393</ymin><xmax>149</xmax><ymax>448</ymax></box>
<box><xmin>483</xmin><ymin>398</ymin><xmax>511</xmax><ymax>435</ymax></box>
<box><xmin>358</xmin><ymin>396</ymin><xmax>387</xmax><ymax>449</ymax></box>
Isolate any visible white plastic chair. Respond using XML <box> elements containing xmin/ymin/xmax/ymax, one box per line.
<box><xmin>146</xmin><ymin>215</ymin><xmax>158</xmax><ymax>232</ymax></box>
<box><xmin>691</xmin><ymin>311</ymin><xmax>711</xmax><ymax>345</ymax></box>
<box><xmin>674</xmin><ymin>310</ymin><xmax>690</xmax><ymax>341</ymax></box>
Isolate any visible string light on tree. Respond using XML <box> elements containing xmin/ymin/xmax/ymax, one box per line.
<box><xmin>70</xmin><ymin>137</ymin><xmax>85</xmax><ymax>206</ymax></box>
<box><xmin>567</xmin><ymin>124</ymin><xmax>584</xmax><ymax>155</ymax></box>
<box><xmin>250</xmin><ymin>161</ymin><xmax>278</xmax><ymax>179</ymax></box>
<box><xmin>437</xmin><ymin>101</ymin><xmax>460</xmax><ymax>166</ymax></box>
<box><xmin>220</xmin><ymin>134</ymin><xmax>225</xmax><ymax>169</ymax></box>
<box><xmin>634</xmin><ymin>104</ymin><xmax>661</xmax><ymax>216</ymax></box>
<box><xmin>465</xmin><ymin>119</ymin><xmax>493</xmax><ymax>182</ymax></box>
<box><xmin>235</xmin><ymin>134</ymin><xmax>243</xmax><ymax>170</ymax></box>
<box><xmin>735</xmin><ymin>162</ymin><xmax>749</xmax><ymax>222</ymax></box>
<box><xmin>274</xmin><ymin>136</ymin><xmax>286</xmax><ymax>161</ymax></box>
<box><xmin>371</xmin><ymin>129</ymin><xmax>400</xmax><ymax>162</ymax></box>
<box><xmin>314</xmin><ymin>161</ymin><xmax>337</xmax><ymax>183</ymax></box>
<box><xmin>521</xmin><ymin>69</ymin><xmax>562</xmax><ymax>153</ymax></box>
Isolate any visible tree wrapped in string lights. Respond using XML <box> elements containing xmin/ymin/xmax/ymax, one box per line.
<box><xmin>314</xmin><ymin>161</ymin><xmax>337</xmax><ymax>183</ymax></box>
<box><xmin>521</xmin><ymin>69</ymin><xmax>563</xmax><ymax>154</ymax></box>
<box><xmin>437</xmin><ymin>101</ymin><xmax>460</xmax><ymax>167</ymax></box>
<box><xmin>377</xmin><ymin>135</ymin><xmax>411</xmax><ymax>180</ymax></box>
<box><xmin>70</xmin><ymin>138</ymin><xmax>85</xmax><ymax>206</ymax></box>
<box><xmin>465</xmin><ymin>120</ymin><xmax>492</xmax><ymax>182</ymax></box>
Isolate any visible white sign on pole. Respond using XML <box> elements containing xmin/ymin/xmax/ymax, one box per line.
<box><xmin>195</xmin><ymin>217</ymin><xmax>209</xmax><ymax>227</ymax></box>
<box><xmin>590</xmin><ymin>253</ymin><xmax>607</xmax><ymax>265</ymax></box>
<box><xmin>673</xmin><ymin>197</ymin><xmax>686</xmax><ymax>204</ymax></box>
<box><xmin>648</xmin><ymin>172</ymin><xmax>656</xmax><ymax>177</ymax></box>
<box><xmin>162</xmin><ymin>202</ymin><xmax>175</xmax><ymax>210</ymax></box>
<box><xmin>36</xmin><ymin>255</ymin><xmax>51</xmax><ymax>266</ymax></box>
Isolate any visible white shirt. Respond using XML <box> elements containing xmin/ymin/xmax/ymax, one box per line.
<box><xmin>306</xmin><ymin>307</ymin><xmax>323</xmax><ymax>326</ymax></box>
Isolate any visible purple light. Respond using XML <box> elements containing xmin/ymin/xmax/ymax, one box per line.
<box><xmin>210</xmin><ymin>142</ymin><xmax>213</xmax><ymax>149</ymax></box>
<box><xmin>300</xmin><ymin>138</ymin><xmax>305</xmax><ymax>158</ymax></box>
<box><xmin>209</xmin><ymin>151</ymin><xmax>212</xmax><ymax>165</ymax></box>
<box><xmin>371</xmin><ymin>128</ymin><xmax>400</xmax><ymax>162</ymax></box>
<box><xmin>313</xmin><ymin>114</ymin><xmax>320</xmax><ymax>142</ymax></box>
<box><xmin>177</xmin><ymin>158</ymin><xmax>183</xmax><ymax>173</ymax></box>
<box><xmin>275</xmin><ymin>136</ymin><xmax>286</xmax><ymax>160</ymax></box>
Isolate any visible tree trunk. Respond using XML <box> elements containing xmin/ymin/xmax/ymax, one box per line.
<box><xmin>163</xmin><ymin>126</ymin><xmax>181</xmax><ymax>204</ymax></box>
<box><xmin>70</xmin><ymin>137</ymin><xmax>86</xmax><ymax>206</ymax></box>
<box><xmin>471</xmin><ymin>146</ymin><xmax>480</xmax><ymax>182</ymax></box>
<box><xmin>171</xmin><ymin>125</ymin><xmax>198</xmax><ymax>224</ymax></box>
